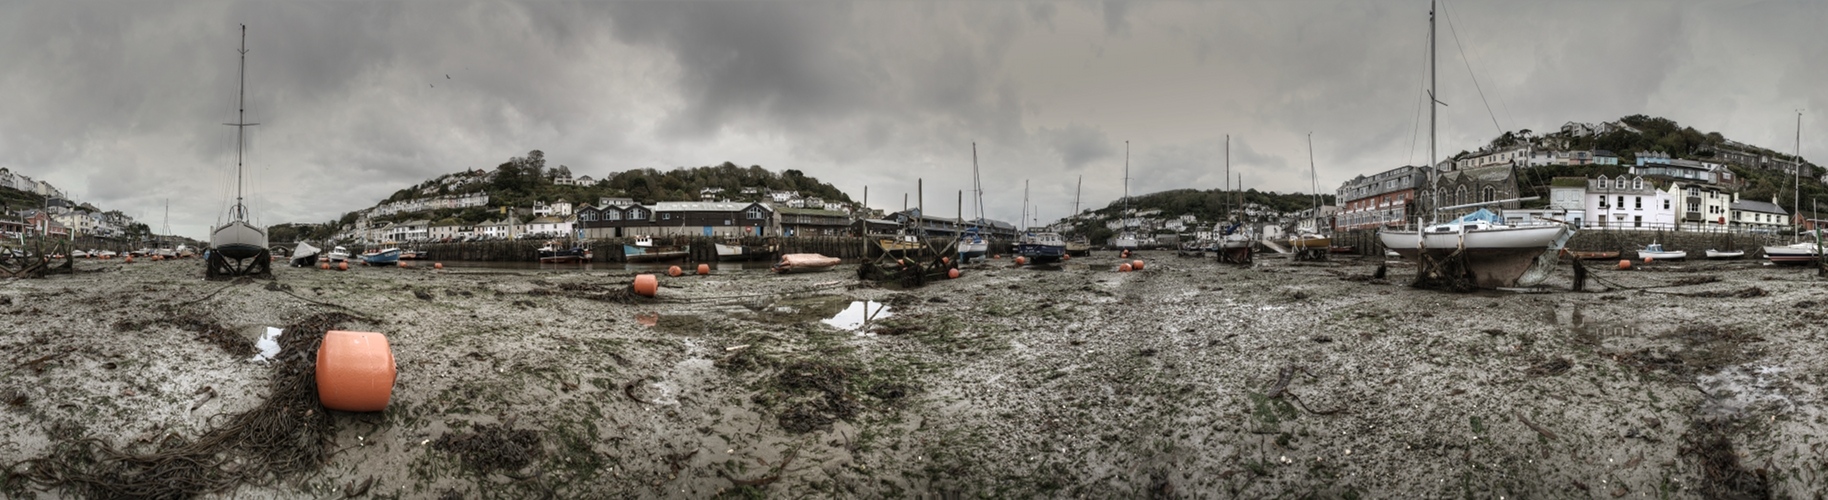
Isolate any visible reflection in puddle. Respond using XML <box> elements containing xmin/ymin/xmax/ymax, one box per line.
<box><xmin>250</xmin><ymin>327</ymin><xmax>283</xmax><ymax>362</ymax></box>
<box><xmin>822</xmin><ymin>301</ymin><xmax>893</xmax><ymax>334</ymax></box>
<box><xmin>634</xmin><ymin>312</ymin><xmax>659</xmax><ymax>327</ymax></box>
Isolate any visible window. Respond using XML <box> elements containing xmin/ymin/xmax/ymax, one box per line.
<box><xmin>746</xmin><ymin>207</ymin><xmax>765</xmax><ymax>220</ymax></box>
<box><xmin>662</xmin><ymin>213</ymin><xmax>673</xmax><ymax>220</ymax></box>
<box><xmin>1598</xmin><ymin>177</ymin><xmax>1609</xmax><ymax>189</ymax></box>
<box><xmin>1635</xmin><ymin>197</ymin><xmax>1642</xmax><ymax>210</ymax></box>
<box><xmin>1663</xmin><ymin>200</ymin><xmax>1670</xmax><ymax>210</ymax></box>
<box><xmin>1687</xmin><ymin>201</ymin><xmax>1700</xmax><ymax>213</ymax></box>
<box><xmin>1617</xmin><ymin>196</ymin><xmax>1625</xmax><ymax>208</ymax></box>
<box><xmin>1633</xmin><ymin>177</ymin><xmax>1643</xmax><ymax>190</ymax></box>
<box><xmin>605</xmin><ymin>210</ymin><xmax>621</xmax><ymax>221</ymax></box>
<box><xmin>1481</xmin><ymin>186</ymin><xmax>1495</xmax><ymax>203</ymax></box>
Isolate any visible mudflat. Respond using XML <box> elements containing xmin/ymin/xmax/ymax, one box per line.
<box><xmin>2</xmin><ymin>253</ymin><xmax>1824</xmax><ymax>498</ymax></box>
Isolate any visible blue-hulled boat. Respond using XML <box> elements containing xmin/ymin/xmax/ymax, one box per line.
<box><xmin>623</xmin><ymin>236</ymin><xmax>688</xmax><ymax>263</ymax></box>
<box><xmin>1014</xmin><ymin>232</ymin><xmax>1067</xmax><ymax>265</ymax></box>
<box><xmin>360</xmin><ymin>247</ymin><xmax>402</xmax><ymax>266</ymax></box>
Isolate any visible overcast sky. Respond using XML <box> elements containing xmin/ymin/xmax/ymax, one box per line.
<box><xmin>4</xmin><ymin>0</ymin><xmax>1825</xmax><ymax>239</ymax></box>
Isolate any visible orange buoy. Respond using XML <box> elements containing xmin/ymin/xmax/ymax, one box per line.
<box><xmin>1643</xmin><ymin>256</ymin><xmax>1654</xmax><ymax>263</ymax></box>
<box><xmin>434</xmin><ymin>262</ymin><xmax>443</xmax><ymax>270</ymax></box>
<box><xmin>1618</xmin><ymin>259</ymin><xmax>1631</xmax><ymax>270</ymax></box>
<box><xmin>124</xmin><ymin>256</ymin><xmax>134</xmax><ymax>263</ymax></box>
<box><xmin>1063</xmin><ymin>254</ymin><xmax>1071</xmax><ymax>261</ymax></box>
<box><xmin>1119</xmin><ymin>263</ymin><xmax>1133</xmax><ymax>272</ymax></box>
<box><xmin>1015</xmin><ymin>256</ymin><xmax>1028</xmax><ymax>265</ymax></box>
<box><xmin>942</xmin><ymin>256</ymin><xmax>951</xmax><ymax>265</ymax></box>
<box><xmin>398</xmin><ymin>261</ymin><xmax>410</xmax><ymax>268</ymax></box>
<box><xmin>338</xmin><ymin>262</ymin><xmax>349</xmax><ymax>271</ymax></box>
<box><xmin>316</xmin><ymin>330</ymin><xmax>397</xmax><ymax>412</ymax></box>
<box><xmin>1132</xmin><ymin>259</ymin><xmax>1145</xmax><ymax>271</ymax></box>
<box><xmin>633</xmin><ymin>274</ymin><xmax>659</xmax><ymax>297</ymax></box>
<box><xmin>696</xmin><ymin>263</ymin><xmax>710</xmax><ymax>275</ymax></box>
<box><xmin>992</xmin><ymin>254</ymin><xmax>1001</xmax><ymax>259</ymax></box>
<box><xmin>667</xmin><ymin>265</ymin><xmax>682</xmax><ymax>277</ymax></box>
<box><xmin>948</xmin><ymin>268</ymin><xmax>961</xmax><ymax>279</ymax></box>
<box><xmin>320</xmin><ymin>262</ymin><xmax>330</xmax><ymax>270</ymax></box>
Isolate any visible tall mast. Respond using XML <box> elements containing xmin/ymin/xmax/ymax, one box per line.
<box><xmin>1123</xmin><ymin>140</ymin><xmax>1131</xmax><ymax>213</ymax></box>
<box><xmin>1422</xmin><ymin>2</ymin><xmax>1442</xmax><ymax>226</ymax></box>
<box><xmin>1225</xmin><ymin>134</ymin><xmax>1231</xmax><ymax>217</ymax></box>
<box><xmin>1073</xmin><ymin>175</ymin><xmax>1082</xmax><ymax>220</ymax></box>
<box><xmin>1021</xmin><ymin>180</ymin><xmax>1030</xmax><ymax>231</ymax></box>
<box><xmin>1308</xmin><ymin>132</ymin><xmax>1319</xmax><ymax>214</ymax></box>
<box><xmin>972</xmin><ymin>142</ymin><xmax>985</xmax><ymax>227</ymax></box>
<box><xmin>226</xmin><ymin>24</ymin><xmax>259</xmax><ymax>223</ymax></box>
<box><xmin>1795</xmin><ymin>110</ymin><xmax>1802</xmax><ymax>240</ymax></box>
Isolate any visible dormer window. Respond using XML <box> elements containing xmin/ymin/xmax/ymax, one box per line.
<box><xmin>1597</xmin><ymin>176</ymin><xmax>1609</xmax><ymax>190</ymax></box>
<box><xmin>746</xmin><ymin>207</ymin><xmax>765</xmax><ymax>220</ymax></box>
<box><xmin>1632</xmin><ymin>177</ymin><xmax>1643</xmax><ymax>190</ymax></box>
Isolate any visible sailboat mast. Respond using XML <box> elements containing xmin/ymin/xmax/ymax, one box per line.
<box><xmin>1795</xmin><ymin>110</ymin><xmax>1802</xmax><ymax>239</ymax></box>
<box><xmin>1123</xmin><ymin>140</ymin><xmax>1131</xmax><ymax>212</ymax></box>
<box><xmin>1021</xmin><ymin>180</ymin><xmax>1030</xmax><ymax>231</ymax></box>
<box><xmin>972</xmin><ymin>142</ymin><xmax>985</xmax><ymax>227</ymax></box>
<box><xmin>226</xmin><ymin>25</ymin><xmax>259</xmax><ymax>223</ymax></box>
<box><xmin>1225</xmin><ymin>135</ymin><xmax>1231</xmax><ymax>217</ymax></box>
<box><xmin>1425</xmin><ymin>2</ymin><xmax>1439</xmax><ymax>226</ymax></box>
<box><xmin>1308</xmin><ymin>132</ymin><xmax>1319</xmax><ymax>215</ymax></box>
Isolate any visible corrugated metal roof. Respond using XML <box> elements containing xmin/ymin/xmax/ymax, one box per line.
<box><xmin>1731</xmin><ymin>199</ymin><xmax>1785</xmax><ymax>214</ymax></box>
<box><xmin>651</xmin><ymin>201</ymin><xmax>756</xmax><ymax>211</ymax></box>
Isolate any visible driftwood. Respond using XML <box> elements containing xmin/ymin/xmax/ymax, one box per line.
<box><xmin>1265</xmin><ymin>364</ymin><xmax>1344</xmax><ymax>415</ymax></box>
<box><xmin>1514</xmin><ymin>410</ymin><xmax>1560</xmax><ymax>441</ymax></box>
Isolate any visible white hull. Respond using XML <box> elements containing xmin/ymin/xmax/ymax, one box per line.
<box><xmin>325</xmin><ymin>246</ymin><xmax>351</xmax><ymax>263</ymax></box>
<box><xmin>1637</xmin><ymin>250</ymin><xmax>1687</xmax><ymax>260</ymax></box>
<box><xmin>1378</xmin><ymin>224</ymin><xmax>1574</xmax><ymax>289</ymax></box>
<box><xmin>211</xmin><ymin>220</ymin><xmax>269</xmax><ymax>260</ymax></box>
<box><xmin>714</xmin><ymin>243</ymin><xmax>744</xmax><ymax>257</ymax></box>
<box><xmin>1763</xmin><ymin>242</ymin><xmax>1823</xmax><ymax>263</ymax></box>
<box><xmin>1703</xmin><ymin>250</ymin><xmax>1744</xmax><ymax>259</ymax></box>
<box><xmin>1114</xmin><ymin>232</ymin><xmax>1139</xmax><ymax>249</ymax></box>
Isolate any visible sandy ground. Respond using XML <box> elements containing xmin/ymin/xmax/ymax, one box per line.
<box><xmin>2</xmin><ymin>251</ymin><xmax>1826</xmax><ymax>498</ymax></box>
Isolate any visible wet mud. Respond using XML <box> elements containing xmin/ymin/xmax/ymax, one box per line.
<box><xmin>1</xmin><ymin>253</ymin><xmax>1826</xmax><ymax>497</ymax></box>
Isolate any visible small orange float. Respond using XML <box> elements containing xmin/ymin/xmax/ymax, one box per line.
<box><xmin>1618</xmin><ymin>260</ymin><xmax>1631</xmax><ymax>270</ymax></box>
<box><xmin>398</xmin><ymin>261</ymin><xmax>410</xmax><ymax>268</ymax></box>
<box><xmin>948</xmin><ymin>268</ymin><xmax>961</xmax><ymax>279</ymax></box>
<box><xmin>1132</xmin><ymin>259</ymin><xmax>1145</xmax><ymax>271</ymax></box>
<box><xmin>338</xmin><ymin>262</ymin><xmax>349</xmax><ymax>271</ymax></box>
<box><xmin>633</xmin><ymin>274</ymin><xmax>659</xmax><ymax>297</ymax></box>
<box><xmin>315</xmin><ymin>330</ymin><xmax>397</xmax><ymax>412</ymax></box>
<box><xmin>1643</xmin><ymin>256</ymin><xmax>1654</xmax><ymax>263</ymax></box>
<box><xmin>124</xmin><ymin>256</ymin><xmax>134</xmax><ymax>263</ymax></box>
<box><xmin>320</xmin><ymin>262</ymin><xmax>330</xmax><ymax>270</ymax></box>
<box><xmin>696</xmin><ymin>263</ymin><xmax>710</xmax><ymax>275</ymax></box>
<box><xmin>1119</xmin><ymin>263</ymin><xmax>1133</xmax><ymax>272</ymax></box>
<box><xmin>667</xmin><ymin>265</ymin><xmax>682</xmax><ymax>277</ymax></box>
<box><xmin>1015</xmin><ymin>256</ymin><xmax>1028</xmax><ymax>265</ymax></box>
<box><xmin>434</xmin><ymin>262</ymin><xmax>443</xmax><ymax>270</ymax></box>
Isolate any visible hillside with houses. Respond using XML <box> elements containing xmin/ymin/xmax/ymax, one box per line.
<box><xmin>0</xmin><ymin>167</ymin><xmax>168</xmax><ymax>245</ymax></box>
<box><xmin>287</xmin><ymin>151</ymin><xmax>888</xmax><ymax>245</ymax></box>
<box><xmin>1332</xmin><ymin>115</ymin><xmax>1827</xmax><ymax>235</ymax></box>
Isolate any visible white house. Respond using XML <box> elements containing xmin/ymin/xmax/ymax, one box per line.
<box><xmin>1583</xmin><ymin>175</ymin><xmax>1676</xmax><ymax>230</ymax></box>
<box><xmin>525</xmin><ymin>215</ymin><xmax>574</xmax><ymax>237</ymax></box>
<box><xmin>1455</xmin><ymin>145</ymin><xmax>1532</xmax><ymax>170</ymax></box>
<box><xmin>1729</xmin><ymin>197</ymin><xmax>1789</xmax><ymax>232</ymax></box>
<box><xmin>1665</xmin><ymin>181</ymin><xmax>1734</xmax><ymax>231</ymax></box>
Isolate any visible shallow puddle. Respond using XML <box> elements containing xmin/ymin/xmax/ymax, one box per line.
<box><xmin>250</xmin><ymin>327</ymin><xmax>283</xmax><ymax>362</ymax></box>
<box><xmin>822</xmin><ymin>301</ymin><xmax>893</xmax><ymax>333</ymax></box>
<box><xmin>634</xmin><ymin>312</ymin><xmax>659</xmax><ymax>327</ymax></box>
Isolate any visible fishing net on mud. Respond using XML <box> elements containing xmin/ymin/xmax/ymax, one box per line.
<box><xmin>5</xmin><ymin>312</ymin><xmax>363</xmax><ymax>499</ymax></box>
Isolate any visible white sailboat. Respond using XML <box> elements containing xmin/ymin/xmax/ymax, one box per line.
<box><xmin>209</xmin><ymin>25</ymin><xmax>269</xmax><ymax>262</ymax></box>
<box><xmin>1289</xmin><ymin>132</ymin><xmax>1332</xmax><ymax>250</ymax></box>
<box><xmin>1763</xmin><ymin>112</ymin><xmax>1823</xmax><ymax>264</ymax></box>
<box><xmin>1113</xmin><ymin>141</ymin><xmax>1140</xmax><ymax>250</ymax></box>
<box><xmin>959</xmin><ymin>143</ymin><xmax>990</xmax><ymax>261</ymax></box>
<box><xmin>1376</xmin><ymin>4</ymin><xmax>1575</xmax><ymax>289</ymax></box>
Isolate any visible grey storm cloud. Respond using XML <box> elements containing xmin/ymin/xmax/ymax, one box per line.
<box><xmin>2</xmin><ymin>0</ymin><xmax>1824</xmax><ymax>239</ymax></box>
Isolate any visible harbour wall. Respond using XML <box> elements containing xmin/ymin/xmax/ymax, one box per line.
<box><xmin>1336</xmin><ymin>227</ymin><xmax>1797</xmax><ymax>257</ymax></box>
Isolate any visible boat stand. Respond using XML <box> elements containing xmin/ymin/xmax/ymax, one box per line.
<box><xmin>1412</xmin><ymin>250</ymin><xmax>1477</xmax><ymax>292</ymax></box>
<box><xmin>857</xmin><ymin>237</ymin><xmax>958</xmax><ymax>288</ymax></box>
<box><xmin>1292</xmin><ymin>247</ymin><xmax>1329</xmax><ymax>262</ymax></box>
<box><xmin>0</xmin><ymin>239</ymin><xmax>74</xmax><ymax>279</ymax></box>
<box><xmin>1217</xmin><ymin>247</ymin><xmax>1253</xmax><ymax>266</ymax></box>
<box><xmin>206</xmin><ymin>248</ymin><xmax>273</xmax><ymax>281</ymax></box>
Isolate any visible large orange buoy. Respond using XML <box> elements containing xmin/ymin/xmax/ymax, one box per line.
<box><xmin>1618</xmin><ymin>259</ymin><xmax>1631</xmax><ymax>270</ymax></box>
<box><xmin>338</xmin><ymin>262</ymin><xmax>349</xmax><ymax>271</ymax></box>
<box><xmin>696</xmin><ymin>263</ymin><xmax>710</xmax><ymax>275</ymax></box>
<box><xmin>1132</xmin><ymin>259</ymin><xmax>1145</xmax><ymax>271</ymax></box>
<box><xmin>667</xmin><ymin>265</ymin><xmax>682</xmax><ymax>277</ymax></box>
<box><xmin>948</xmin><ymin>268</ymin><xmax>961</xmax><ymax>279</ymax></box>
<box><xmin>1119</xmin><ymin>263</ymin><xmax>1133</xmax><ymax>272</ymax></box>
<box><xmin>315</xmin><ymin>330</ymin><xmax>397</xmax><ymax>412</ymax></box>
<box><xmin>433</xmin><ymin>262</ymin><xmax>443</xmax><ymax>270</ymax></box>
<box><xmin>633</xmin><ymin>274</ymin><xmax>659</xmax><ymax>297</ymax></box>
<box><xmin>1015</xmin><ymin>256</ymin><xmax>1028</xmax><ymax>265</ymax></box>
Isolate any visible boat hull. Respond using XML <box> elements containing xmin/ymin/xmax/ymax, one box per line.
<box><xmin>1763</xmin><ymin>244</ymin><xmax>1823</xmax><ymax>263</ymax></box>
<box><xmin>1289</xmin><ymin>237</ymin><xmax>1331</xmax><ymax>250</ymax></box>
<box><xmin>1637</xmin><ymin>251</ymin><xmax>1687</xmax><ymax>261</ymax></box>
<box><xmin>1568</xmin><ymin>250</ymin><xmax>1619</xmax><ymax>260</ymax></box>
<box><xmin>1704</xmin><ymin>250</ymin><xmax>1744</xmax><ymax>260</ymax></box>
<box><xmin>360</xmin><ymin>248</ymin><xmax>402</xmax><ymax>266</ymax></box>
<box><xmin>1378</xmin><ymin>224</ymin><xmax>1573</xmax><ymax>289</ymax></box>
<box><xmin>1015</xmin><ymin>244</ymin><xmax>1067</xmax><ymax>264</ymax></box>
<box><xmin>624</xmin><ymin>245</ymin><xmax>688</xmax><ymax>263</ymax></box>
<box><xmin>211</xmin><ymin>221</ymin><xmax>269</xmax><ymax>260</ymax></box>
